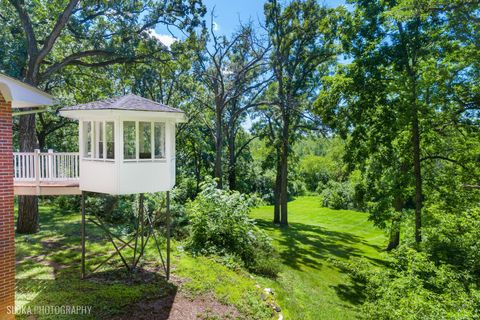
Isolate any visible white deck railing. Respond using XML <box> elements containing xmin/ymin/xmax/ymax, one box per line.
<box><xmin>13</xmin><ymin>150</ymin><xmax>80</xmax><ymax>182</ymax></box>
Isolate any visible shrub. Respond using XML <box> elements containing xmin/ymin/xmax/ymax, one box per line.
<box><xmin>43</xmin><ymin>195</ymin><xmax>81</xmax><ymax>212</ymax></box>
<box><xmin>186</xmin><ymin>177</ymin><xmax>279</xmax><ymax>277</ymax></box>
<box><xmin>332</xmin><ymin>247</ymin><xmax>480</xmax><ymax>320</ymax></box>
<box><xmin>144</xmin><ymin>192</ymin><xmax>190</xmax><ymax>239</ymax></box>
<box><xmin>424</xmin><ymin>207</ymin><xmax>480</xmax><ymax>278</ymax></box>
<box><xmin>300</xmin><ymin>155</ymin><xmax>337</xmax><ymax>192</ymax></box>
<box><xmin>320</xmin><ymin>180</ymin><xmax>355</xmax><ymax>210</ymax></box>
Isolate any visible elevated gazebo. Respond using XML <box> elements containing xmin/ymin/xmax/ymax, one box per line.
<box><xmin>59</xmin><ymin>94</ymin><xmax>185</xmax><ymax>280</ymax></box>
<box><xmin>60</xmin><ymin>94</ymin><xmax>185</xmax><ymax>195</ymax></box>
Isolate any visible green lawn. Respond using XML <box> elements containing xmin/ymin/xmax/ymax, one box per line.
<box><xmin>251</xmin><ymin>196</ymin><xmax>387</xmax><ymax>320</ymax></box>
<box><xmin>15</xmin><ymin>205</ymin><xmax>271</xmax><ymax>319</ymax></box>
<box><xmin>14</xmin><ymin>196</ymin><xmax>387</xmax><ymax>319</ymax></box>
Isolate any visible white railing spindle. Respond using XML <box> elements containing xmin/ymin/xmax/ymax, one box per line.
<box><xmin>12</xmin><ymin>151</ymin><xmax>80</xmax><ymax>183</ymax></box>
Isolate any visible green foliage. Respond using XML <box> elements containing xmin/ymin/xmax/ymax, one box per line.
<box><xmin>186</xmin><ymin>178</ymin><xmax>278</xmax><ymax>277</ymax></box>
<box><xmin>296</xmin><ymin>136</ymin><xmax>347</xmax><ymax>193</ymax></box>
<box><xmin>301</xmin><ymin>155</ymin><xmax>337</xmax><ymax>191</ymax></box>
<box><xmin>333</xmin><ymin>246</ymin><xmax>480</xmax><ymax>320</ymax></box>
<box><xmin>320</xmin><ymin>180</ymin><xmax>355</xmax><ymax>210</ymax></box>
<box><xmin>424</xmin><ymin>206</ymin><xmax>480</xmax><ymax>279</ymax></box>
<box><xmin>16</xmin><ymin>205</ymin><xmax>272</xmax><ymax>320</ymax></box>
<box><xmin>316</xmin><ymin>0</ymin><xmax>480</xmax><ymax>250</ymax></box>
<box><xmin>43</xmin><ymin>195</ymin><xmax>81</xmax><ymax>212</ymax></box>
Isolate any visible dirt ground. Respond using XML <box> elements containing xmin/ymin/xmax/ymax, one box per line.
<box><xmin>111</xmin><ymin>292</ymin><xmax>241</xmax><ymax>320</ymax></box>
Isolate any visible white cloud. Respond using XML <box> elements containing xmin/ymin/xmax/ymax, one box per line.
<box><xmin>213</xmin><ymin>21</ymin><xmax>220</xmax><ymax>32</ymax></box>
<box><xmin>147</xmin><ymin>29</ymin><xmax>178</xmax><ymax>48</ymax></box>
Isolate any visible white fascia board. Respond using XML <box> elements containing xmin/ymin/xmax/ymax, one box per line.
<box><xmin>0</xmin><ymin>74</ymin><xmax>54</xmax><ymax>108</ymax></box>
<box><xmin>60</xmin><ymin>109</ymin><xmax>186</xmax><ymax>122</ymax></box>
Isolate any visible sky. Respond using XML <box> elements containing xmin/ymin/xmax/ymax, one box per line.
<box><xmin>201</xmin><ymin>0</ymin><xmax>347</xmax><ymax>35</ymax></box>
<box><xmin>153</xmin><ymin>0</ymin><xmax>348</xmax><ymax>47</ymax></box>
<box><xmin>150</xmin><ymin>0</ymin><xmax>350</xmax><ymax>129</ymax></box>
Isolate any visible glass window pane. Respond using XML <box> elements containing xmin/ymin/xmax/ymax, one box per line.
<box><xmin>154</xmin><ymin>123</ymin><xmax>165</xmax><ymax>159</ymax></box>
<box><xmin>97</xmin><ymin>122</ymin><xmax>104</xmax><ymax>159</ymax></box>
<box><xmin>123</xmin><ymin>121</ymin><xmax>136</xmax><ymax>159</ymax></box>
<box><xmin>139</xmin><ymin>122</ymin><xmax>152</xmax><ymax>159</ymax></box>
<box><xmin>83</xmin><ymin>121</ymin><xmax>92</xmax><ymax>158</ymax></box>
<box><xmin>106</xmin><ymin>122</ymin><xmax>115</xmax><ymax>159</ymax></box>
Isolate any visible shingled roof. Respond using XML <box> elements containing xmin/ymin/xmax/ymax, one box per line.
<box><xmin>61</xmin><ymin>94</ymin><xmax>183</xmax><ymax>113</ymax></box>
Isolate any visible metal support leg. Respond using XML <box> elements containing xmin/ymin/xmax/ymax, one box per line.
<box><xmin>139</xmin><ymin>193</ymin><xmax>145</xmax><ymax>264</ymax></box>
<box><xmin>81</xmin><ymin>191</ymin><xmax>86</xmax><ymax>279</ymax></box>
<box><xmin>166</xmin><ymin>191</ymin><xmax>171</xmax><ymax>280</ymax></box>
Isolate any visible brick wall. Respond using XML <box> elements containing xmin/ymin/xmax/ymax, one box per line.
<box><xmin>0</xmin><ymin>92</ymin><xmax>15</xmax><ymax>320</ymax></box>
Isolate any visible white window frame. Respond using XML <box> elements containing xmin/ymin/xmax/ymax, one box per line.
<box><xmin>82</xmin><ymin>120</ymin><xmax>115</xmax><ymax>162</ymax></box>
<box><xmin>154</xmin><ymin>122</ymin><xmax>166</xmax><ymax>159</ymax></box>
<box><xmin>82</xmin><ymin>121</ymin><xmax>92</xmax><ymax>158</ymax></box>
<box><xmin>105</xmin><ymin>121</ymin><xmax>115</xmax><ymax>160</ymax></box>
<box><xmin>123</xmin><ymin>120</ymin><xmax>166</xmax><ymax>162</ymax></box>
<box><xmin>123</xmin><ymin>121</ymin><xmax>137</xmax><ymax>161</ymax></box>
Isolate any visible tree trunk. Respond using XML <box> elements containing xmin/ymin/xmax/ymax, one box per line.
<box><xmin>279</xmin><ymin>118</ymin><xmax>289</xmax><ymax>227</ymax></box>
<box><xmin>194</xmin><ymin>151</ymin><xmax>201</xmax><ymax>194</ymax></box>
<box><xmin>409</xmin><ymin>73</ymin><xmax>422</xmax><ymax>244</ymax></box>
<box><xmin>214</xmin><ymin>103</ymin><xmax>223</xmax><ymax>189</ymax></box>
<box><xmin>17</xmin><ymin>196</ymin><xmax>39</xmax><ymax>234</ymax></box>
<box><xmin>386</xmin><ymin>225</ymin><xmax>400</xmax><ymax>251</ymax></box>
<box><xmin>37</xmin><ymin>132</ymin><xmax>46</xmax><ymax>151</ymax></box>
<box><xmin>386</xmin><ymin>196</ymin><xmax>403</xmax><ymax>251</ymax></box>
<box><xmin>227</xmin><ymin>132</ymin><xmax>236</xmax><ymax>190</ymax></box>
<box><xmin>273</xmin><ymin>154</ymin><xmax>281</xmax><ymax>224</ymax></box>
<box><xmin>17</xmin><ymin>113</ymin><xmax>40</xmax><ymax>234</ymax></box>
<box><xmin>412</xmin><ymin>109</ymin><xmax>422</xmax><ymax>243</ymax></box>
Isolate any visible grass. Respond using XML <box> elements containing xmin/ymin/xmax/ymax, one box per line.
<box><xmin>15</xmin><ymin>204</ymin><xmax>271</xmax><ymax>319</ymax></box>
<box><xmin>14</xmin><ymin>196</ymin><xmax>387</xmax><ymax>319</ymax></box>
<box><xmin>15</xmin><ymin>205</ymin><xmax>173</xmax><ymax>319</ymax></box>
<box><xmin>250</xmin><ymin>196</ymin><xmax>387</xmax><ymax>320</ymax></box>
<box><xmin>175</xmin><ymin>255</ymin><xmax>271</xmax><ymax>319</ymax></box>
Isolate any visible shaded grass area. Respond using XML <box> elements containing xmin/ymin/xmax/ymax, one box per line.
<box><xmin>251</xmin><ymin>196</ymin><xmax>387</xmax><ymax>320</ymax></box>
<box><xmin>174</xmin><ymin>255</ymin><xmax>271</xmax><ymax>319</ymax></box>
<box><xmin>15</xmin><ymin>196</ymin><xmax>386</xmax><ymax>319</ymax></box>
<box><xmin>15</xmin><ymin>204</ymin><xmax>271</xmax><ymax>319</ymax></box>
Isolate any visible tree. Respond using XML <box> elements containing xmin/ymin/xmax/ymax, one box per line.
<box><xmin>1</xmin><ymin>0</ymin><xmax>205</xmax><ymax>233</ymax></box>
<box><xmin>316</xmin><ymin>0</ymin><xmax>480</xmax><ymax>246</ymax></box>
<box><xmin>193</xmin><ymin>18</ymin><xmax>269</xmax><ymax>188</ymax></box>
<box><xmin>263</xmin><ymin>0</ymin><xmax>339</xmax><ymax>225</ymax></box>
<box><xmin>222</xmin><ymin>28</ymin><xmax>270</xmax><ymax>190</ymax></box>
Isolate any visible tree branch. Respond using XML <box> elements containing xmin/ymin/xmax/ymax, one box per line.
<box><xmin>36</xmin><ymin>0</ymin><xmax>80</xmax><ymax>64</ymax></box>
<box><xmin>9</xmin><ymin>0</ymin><xmax>38</xmax><ymax>60</ymax></box>
<box><xmin>40</xmin><ymin>50</ymin><xmax>113</xmax><ymax>80</ymax></box>
<box><xmin>234</xmin><ymin>135</ymin><xmax>258</xmax><ymax>162</ymax></box>
<box><xmin>420</xmin><ymin>155</ymin><xmax>468</xmax><ymax>170</ymax></box>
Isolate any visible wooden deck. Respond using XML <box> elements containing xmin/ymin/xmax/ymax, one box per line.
<box><xmin>14</xmin><ymin>180</ymin><xmax>81</xmax><ymax>195</ymax></box>
<box><xmin>13</xmin><ymin>150</ymin><xmax>81</xmax><ymax>195</ymax></box>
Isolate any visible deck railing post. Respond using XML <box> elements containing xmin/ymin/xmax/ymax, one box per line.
<box><xmin>34</xmin><ymin>149</ymin><xmax>40</xmax><ymax>194</ymax></box>
<box><xmin>47</xmin><ymin>149</ymin><xmax>53</xmax><ymax>180</ymax></box>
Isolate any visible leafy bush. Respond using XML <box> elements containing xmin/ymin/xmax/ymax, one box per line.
<box><xmin>332</xmin><ymin>247</ymin><xmax>480</xmax><ymax>320</ymax></box>
<box><xmin>143</xmin><ymin>192</ymin><xmax>190</xmax><ymax>239</ymax></box>
<box><xmin>320</xmin><ymin>180</ymin><xmax>355</xmax><ymax>209</ymax></box>
<box><xmin>80</xmin><ymin>192</ymin><xmax>189</xmax><ymax>239</ymax></box>
<box><xmin>300</xmin><ymin>155</ymin><xmax>338</xmax><ymax>191</ymax></box>
<box><xmin>186</xmin><ymin>178</ymin><xmax>279</xmax><ymax>277</ymax></box>
<box><xmin>85</xmin><ymin>194</ymin><xmax>135</xmax><ymax>226</ymax></box>
<box><xmin>43</xmin><ymin>195</ymin><xmax>81</xmax><ymax>212</ymax></box>
<box><xmin>424</xmin><ymin>207</ymin><xmax>480</xmax><ymax>278</ymax></box>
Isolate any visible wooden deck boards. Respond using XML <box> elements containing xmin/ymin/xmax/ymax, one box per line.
<box><xmin>14</xmin><ymin>180</ymin><xmax>81</xmax><ymax>195</ymax></box>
